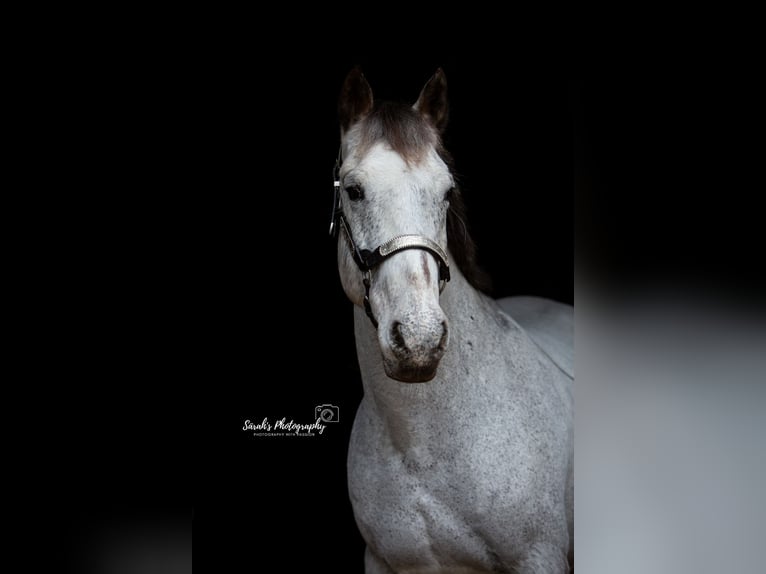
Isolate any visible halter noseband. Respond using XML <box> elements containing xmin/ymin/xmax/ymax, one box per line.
<box><xmin>330</xmin><ymin>151</ymin><xmax>450</xmax><ymax>329</ymax></box>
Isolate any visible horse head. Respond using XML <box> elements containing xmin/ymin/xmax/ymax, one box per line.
<box><xmin>335</xmin><ymin>68</ymin><xmax>454</xmax><ymax>382</ymax></box>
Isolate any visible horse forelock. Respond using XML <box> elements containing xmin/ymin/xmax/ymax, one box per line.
<box><xmin>356</xmin><ymin>102</ymin><xmax>438</xmax><ymax>165</ymax></box>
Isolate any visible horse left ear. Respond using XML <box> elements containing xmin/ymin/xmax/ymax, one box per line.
<box><xmin>339</xmin><ymin>67</ymin><xmax>374</xmax><ymax>132</ymax></box>
<box><xmin>414</xmin><ymin>68</ymin><xmax>449</xmax><ymax>133</ymax></box>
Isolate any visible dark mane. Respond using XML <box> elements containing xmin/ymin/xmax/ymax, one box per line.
<box><xmin>439</xmin><ymin>148</ymin><xmax>493</xmax><ymax>294</ymax></box>
<box><xmin>358</xmin><ymin>102</ymin><xmax>492</xmax><ymax>293</ymax></box>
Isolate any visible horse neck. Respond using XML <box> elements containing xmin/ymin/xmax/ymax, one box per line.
<box><xmin>353</xmin><ymin>255</ymin><xmax>504</xmax><ymax>441</ymax></box>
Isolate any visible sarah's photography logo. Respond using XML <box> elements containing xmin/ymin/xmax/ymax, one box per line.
<box><xmin>243</xmin><ymin>404</ymin><xmax>340</xmax><ymax>437</ymax></box>
<box><xmin>315</xmin><ymin>404</ymin><xmax>339</xmax><ymax>423</ymax></box>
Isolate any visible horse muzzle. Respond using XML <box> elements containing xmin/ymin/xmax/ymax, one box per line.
<box><xmin>380</xmin><ymin>316</ymin><xmax>449</xmax><ymax>383</ymax></box>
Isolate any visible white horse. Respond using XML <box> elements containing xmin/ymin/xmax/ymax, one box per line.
<box><xmin>333</xmin><ymin>68</ymin><xmax>573</xmax><ymax>573</ymax></box>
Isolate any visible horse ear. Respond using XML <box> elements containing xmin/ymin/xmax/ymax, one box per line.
<box><xmin>414</xmin><ymin>68</ymin><xmax>449</xmax><ymax>133</ymax></box>
<box><xmin>339</xmin><ymin>67</ymin><xmax>373</xmax><ymax>132</ymax></box>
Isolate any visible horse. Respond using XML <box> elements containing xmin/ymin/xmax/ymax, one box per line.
<box><xmin>332</xmin><ymin>67</ymin><xmax>573</xmax><ymax>573</ymax></box>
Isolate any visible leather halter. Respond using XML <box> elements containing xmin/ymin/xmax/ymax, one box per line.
<box><xmin>330</xmin><ymin>152</ymin><xmax>450</xmax><ymax>329</ymax></box>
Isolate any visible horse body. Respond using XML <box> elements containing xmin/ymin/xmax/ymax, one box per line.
<box><xmin>349</xmin><ymin>266</ymin><xmax>572</xmax><ymax>573</ymax></box>
<box><xmin>335</xmin><ymin>68</ymin><xmax>573</xmax><ymax>573</ymax></box>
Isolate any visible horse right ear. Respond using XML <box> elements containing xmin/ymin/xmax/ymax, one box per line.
<box><xmin>414</xmin><ymin>68</ymin><xmax>448</xmax><ymax>133</ymax></box>
<box><xmin>339</xmin><ymin>67</ymin><xmax>373</xmax><ymax>132</ymax></box>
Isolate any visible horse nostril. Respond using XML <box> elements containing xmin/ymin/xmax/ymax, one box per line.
<box><xmin>391</xmin><ymin>321</ymin><xmax>407</xmax><ymax>350</ymax></box>
<box><xmin>438</xmin><ymin>321</ymin><xmax>448</xmax><ymax>349</ymax></box>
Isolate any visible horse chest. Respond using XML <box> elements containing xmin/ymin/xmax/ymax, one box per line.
<box><xmin>348</xmin><ymin>419</ymin><xmax>539</xmax><ymax>569</ymax></box>
<box><xmin>350</xmin><ymin>449</ymin><xmax>494</xmax><ymax>568</ymax></box>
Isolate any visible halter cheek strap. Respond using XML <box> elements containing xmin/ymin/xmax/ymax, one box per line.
<box><xmin>330</xmin><ymin>152</ymin><xmax>451</xmax><ymax>329</ymax></box>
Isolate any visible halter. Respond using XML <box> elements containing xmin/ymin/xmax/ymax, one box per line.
<box><xmin>330</xmin><ymin>150</ymin><xmax>450</xmax><ymax>329</ymax></box>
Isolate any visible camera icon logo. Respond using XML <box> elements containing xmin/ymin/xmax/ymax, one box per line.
<box><xmin>315</xmin><ymin>404</ymin><xmax>340</xmax><ymax>423</ymax></box>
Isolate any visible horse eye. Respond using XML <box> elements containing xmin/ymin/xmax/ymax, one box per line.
<box><xmin>444</xmin><ymin>187</ymin><xmax>456</xmax><ymax>202</ymax></box>
<box><xmin>345</xmin><ymin>184</ymin><xmax>364</xmax><ymax>201</ymax></box>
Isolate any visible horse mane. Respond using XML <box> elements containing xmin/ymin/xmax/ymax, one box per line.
<box><xmin>440</xmin><ymin>150</ymin><xmax>493</xmax><ymax>294</ymax></box>
<box><xmin>357</xmin><ymin>102</ymin><xmax>492</xmax><ymax>294</ymax></box>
